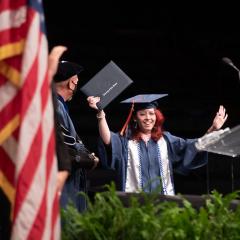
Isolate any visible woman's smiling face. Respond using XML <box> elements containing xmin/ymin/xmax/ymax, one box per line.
<box><xmin>135</xmin><ymin>108</ymin><xmax>156</xmax><ymax>133</ymax></box>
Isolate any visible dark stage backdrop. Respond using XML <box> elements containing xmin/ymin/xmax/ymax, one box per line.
<box><xmin>43</xmin><ymin>2</ymin><xmax>240</xmax><ymax>195</ymax></box>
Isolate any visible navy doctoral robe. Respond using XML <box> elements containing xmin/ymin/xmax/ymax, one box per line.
<box><xmin>56</xmin><ymin>95</ymin><xmax>87</xmax><ymax>212</ymax></box>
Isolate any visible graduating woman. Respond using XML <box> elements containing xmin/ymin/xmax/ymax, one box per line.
<box><xmin>88</xmin><ymin>94</ymin><xmax>228</xmax><ymax>195</ymax></box>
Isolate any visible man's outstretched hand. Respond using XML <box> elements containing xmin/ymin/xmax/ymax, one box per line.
<box><xmin>48</xmin><ymin>45</ymin><xmax>67</xmax><ymax>81</ymax></box>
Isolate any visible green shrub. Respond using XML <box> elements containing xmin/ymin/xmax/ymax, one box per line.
<box><xmin>61</xmin><ymin>183</ymin><xmax>240</xmax><ymax>240</ymax></box>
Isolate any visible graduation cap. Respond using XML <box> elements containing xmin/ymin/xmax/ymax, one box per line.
<box><xmin>120</xmin><ymin>94</ymin><xmax>168</xmax><ymax>135</ymax></box>
<box><xmin>121</xmin><ymin>94</ymin><xmax>168</xmax><ymax>111</ymax></box>
<box><xmin>54</xmin><ymin>60</ymin><xmax>84</xmax><ymax>82</ymax></box>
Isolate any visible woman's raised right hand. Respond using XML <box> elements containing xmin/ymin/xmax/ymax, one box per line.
<box><xmin>87</xmin><ymin>96</ymin><xmax>100</xmax><ymax>110</ymax></box>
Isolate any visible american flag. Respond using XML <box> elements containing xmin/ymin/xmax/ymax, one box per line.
<box><xmin>0</xmin><ymin>1</ymin><xmax>60</xmax><ymax>239</ymax></box>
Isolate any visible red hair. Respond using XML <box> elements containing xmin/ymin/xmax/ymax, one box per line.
<box><xmin>130</xmin><ymin>109</ymin><xmax>165</xmax><ymax>141</ymax></box>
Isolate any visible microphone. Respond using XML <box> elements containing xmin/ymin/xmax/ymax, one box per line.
<box><xmin>222</xmin><ymin>57</ymin><xmax>240</xmax><ymax>72</ymax></box>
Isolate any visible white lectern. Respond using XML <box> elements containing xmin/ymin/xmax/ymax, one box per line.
<box><xmin>195</xmin><ymin>125</ymin><xmax>240</xmax><ymax>157</ymax></box>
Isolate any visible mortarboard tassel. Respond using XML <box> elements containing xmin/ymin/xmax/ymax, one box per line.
<box><xmin>120</xmin><ymin>101</ymin><xmax>135</xmax><ymax>136</ymax></box>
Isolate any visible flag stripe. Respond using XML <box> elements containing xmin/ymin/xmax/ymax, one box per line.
<box><xmin>0</xmin><ymin>0</ymin><xmax>26</xmax><ymax>12</ymax></box>
<box><xmin>0</xmin><ymin>148</ymin><xmax>15</xmax><ymax>183</ymax></box>
<box><xmin>2</xmin><ymin>135</ymin><xmax>18</xmax><ymax>165</ymax></box>
<box><xmin>43</xmin><ymin>109</ymin><xmax>58</xmax><ymax>240</ymax></box>
<box><xmin>15</xmin><ymin>56</ymin><xmax>42</xmax><ymax>176</ymax></box>
<box><xmin>20</xmin><ymin>8</ymin><xmax>39</xmax><ymax>87</ymax></box>
<box><xmin>0</xmin><ymin>27</ymin><xmax>24</xmax><ymax>46</ymax></box>
<box><xmin>27</xmin><ymin>191</ymin><xmax>47</xmax><ymax>240</ymax></box>
<box><xmin>29</xmin><ymin>129</ymin><xmax>56</xmax><ymax>240</ymax></box>
<box><xmin>0</xmin><ymin>82</ymin><xmax>18</xmax><ymax>112</ymax></box>
<box><xmin>13</xmin><ymin>125</ymin><xmax>43</xmax><ymax>216</ymax></box>
<box><xmin>51</xmin><ymin>190</ymin><xmax>61</xmax><ymax>240</ymax></box>
<box><xmin>0</xmin><ymin>6</ymin><xmax>26</xmax><ymax>31</ymax></box>
<box><xmin>0</xmin><ymin>93</ymin><xmax>21</xmax><ymax>132</ymax></box>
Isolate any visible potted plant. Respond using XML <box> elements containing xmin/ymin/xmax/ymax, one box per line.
<box><xmin>61</xmin><ymin>183</ymin><xmax>240</xmax><ymax>240</ymax></box>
